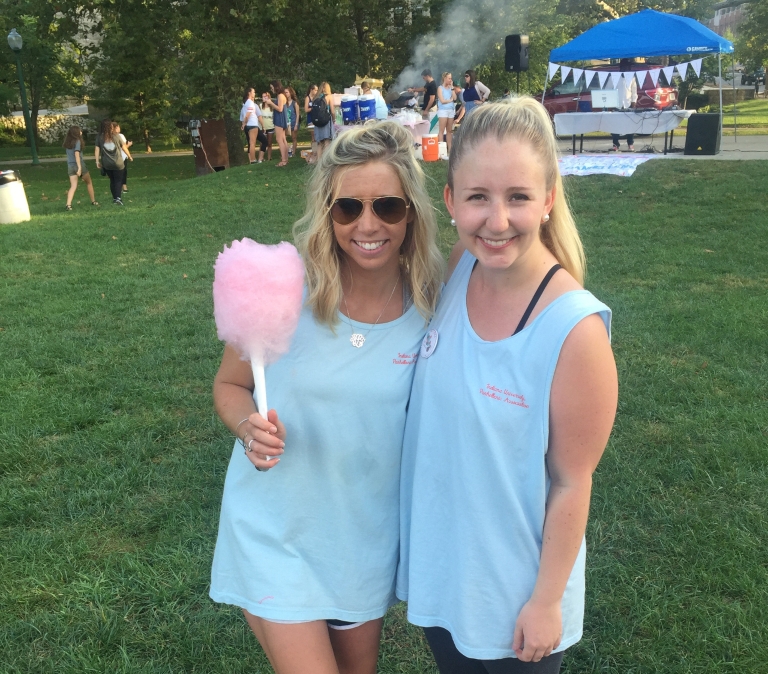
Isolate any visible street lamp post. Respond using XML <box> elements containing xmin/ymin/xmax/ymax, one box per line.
<box><xmin>7</xmin><ymin>28</ymin><xmax>40</xmax><ymax>166</ymax></box>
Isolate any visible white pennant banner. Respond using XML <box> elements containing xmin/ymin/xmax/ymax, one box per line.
<box><xmin>635</xmin><ymin>70</ymin><xmax>648</xmax><ymax>87</ymax></box>
<box><xmin>548</xmin><ymin>62</ymin><xmax>560</xmax><ymax>81</ymax></box>
<box><xmin>585</xmin><ymin>70</ymin><xmax>598</xmax><ymax>87</ymax></box>
<box><xmin>561</xmin><ymin>65</ymin><xmax>572</xmax><ymax>82</ymax></box>
<box><xmin>597</xmin><ymin>71</ymin><xmax>610</xmax><ymax>88</ymax></box>
<box><xmin>649</xmin><ymin>68</ymin><xmax>661</xmax><ymax>87</ymax></box>
<box><xmin>572</xmin><ymin>68</ymin><xmax>584</xmax><ymax>84</ymax></box>
<box><xmin>610</xmin><ymin>72</ymin><xmax>623</xmax><ymax>89</ymax></box>
<box><xmin>676</xmin><ymin>62</ymin><xmax>688</xmax><ymax>81</ymax></box>
<box><xmin>662</xmin><ymin>66</ymin><xmax>675</xmax><ymax>86</ymax></box>
<box><xmin>691</xmin><ymin>58</ymin><xmax>703</xmax><ymax>77</ymax></box>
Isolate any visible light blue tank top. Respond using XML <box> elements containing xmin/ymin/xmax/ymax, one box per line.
<box><xmin>397</xmin><ymin>251</ymin><xmax>611</xmax><ymax>659</ymax></box>
<box><xmin>211</xmin><ymin>294</ymin><xmax>427</xmax><ymax>622</ymax></box>
<box><xmin>437</xmin><ymin>86</ymin><xmax>454</xmax><ymax>112</ymax></box>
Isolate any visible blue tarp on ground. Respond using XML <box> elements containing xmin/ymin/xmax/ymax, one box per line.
<box><xmin>549</xmin><ymin>9</ymin><xmax>734</xmax><ymax>62</ymax></box>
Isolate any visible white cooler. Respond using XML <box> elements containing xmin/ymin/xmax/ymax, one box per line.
<box><xmin>0</xmin><ymin>170</ymin><xmax>31</xmax><ymax>224</ymax></box>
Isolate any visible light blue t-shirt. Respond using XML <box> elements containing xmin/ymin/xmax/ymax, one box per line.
<box><xmin>211</xmin><ymin>294</ymin><xmax>427</xmax><ymax>622</ymax></box>
<box><xmin>398</xmin><ymin>251</ymin><xmax>611</xmax><ymax>660</ymax></box>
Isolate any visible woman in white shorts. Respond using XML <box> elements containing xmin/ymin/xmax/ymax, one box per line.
<box><xmin>436</xmin><ymin>72</ymin><xmax>457</xmax><ymax>154</ymax></box>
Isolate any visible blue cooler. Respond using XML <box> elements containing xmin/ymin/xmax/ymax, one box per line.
<box><xmin>341</xmin><ymin>97</ymin><xmax>359</xmax><ymax>124</ymax></box>
<box><xmin>358</xmin><ymin>95</ymin><xmax>376</xmax><ymax>121</ymax></box>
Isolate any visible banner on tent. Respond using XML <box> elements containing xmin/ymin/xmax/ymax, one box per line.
<box><xmin>545</xmin><ymin>59</ymin><xmax>703</xmax><ymax>87</ymax></box>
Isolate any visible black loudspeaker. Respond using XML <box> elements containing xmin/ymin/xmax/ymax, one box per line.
<box><xmin>505</xmin><ymin>34</ymin><xmax>529</xmax><ymax>72</ymax></box>
<box><xmin>684</xmin><ymin>113</ymin><xmax>721</xmax><ymax>155</ymax></box>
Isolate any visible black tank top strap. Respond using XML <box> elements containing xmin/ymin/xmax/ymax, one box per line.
<box><xmin>513</xmin><ymin>264</ymin><xmax>562</xmax><ymax>336</ymax></box>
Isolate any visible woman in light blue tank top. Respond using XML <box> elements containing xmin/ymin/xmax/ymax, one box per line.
<box><xmin>398</xmin><ymin>99</ymin><xmax>618</xmax><ymax>673</ymax></box>
<box><xmin>210</xmin><ymin>122</ymin><xmax>443</xmax><ymax>673</ymax></box>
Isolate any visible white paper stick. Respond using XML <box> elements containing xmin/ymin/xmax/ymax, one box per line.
<box><xmin>251</xmin><ymin>360</ymin><xmax>275</xmax><ymax>466</ymax></box>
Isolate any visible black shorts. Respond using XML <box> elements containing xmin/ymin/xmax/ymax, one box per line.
<box><xmin>424</xmin><ymin>627</ymin><xmax>564</xmax><ymax>674</ymax></box>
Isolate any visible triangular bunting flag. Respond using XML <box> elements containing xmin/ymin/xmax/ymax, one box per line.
<box><xmin>572</xmin><ymin>68</ymin><xmax>584</xmax><ymax>85</ymax></box>
<box><xmin>585</xmin><ymin>70</ymin><xmax>598</xmax><ymax>87</ymax></box>
<box><xmin>597</xmin><ymin>71</ymin><xmax>610</xmax><ymax>88</ymax></box>
<box><xmin>610</xmin><ymin>72</ymin><xmax>622</xmax><ymax>89</ymax></box>
<box><xmin>548</xmin><ymin>62</ymin><xmax>559</xmax><ymax>81</ymax></box>
<box><xmin>561</xmin><ymin>66</ymin><xmax>572</xmax><ymax>82</ymax></box>
<box><xmin>676</xmin><ymin>62</ymin><xmax>688</xmax><ymax>81</ymax></box>
<box><xmin>634</xmin><ymin>70</ymin><xmax>648</xmax><ymax>87</ymax></box>
<box><xmin>662</xmin><ymin>66</ymin><xmax>675</xmax><ymax>86</ymax></box>
<box><xmin>691</xmin><ymin>58</ymin><xmax>702</xmax><ymax>78</ymax></box>
<box><xmin>649</xmin><ymin>68</ymin><xmax>661</xmax><ymax>87</ymax></box>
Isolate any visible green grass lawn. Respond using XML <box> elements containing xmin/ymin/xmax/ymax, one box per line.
<box><xmin>1</xmin><ymin>155</ymin><xmax>766</xmax><ymax>673</ymax></box>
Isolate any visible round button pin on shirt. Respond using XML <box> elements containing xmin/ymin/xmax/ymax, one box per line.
<box><xmin>420</xmin><ymin>328</ymin><xmax>439</xmax><ymax>359</ymax></box>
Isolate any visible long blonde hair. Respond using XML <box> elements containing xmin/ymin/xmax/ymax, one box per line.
<box><xmin>293</xmin><ymin>121</ymin><xmax>444</xmax><ymax>326</ymax></box>
<box><xmin>448</xmin><ymin>97</ymin><xmax>586</xmax><ymax>284</ymax></box>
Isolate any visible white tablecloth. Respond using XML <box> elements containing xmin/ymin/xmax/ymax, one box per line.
<box><xmin>554</xmin><ymin>110</ymin><xmax>693</xmax><ymax>136</ymax></box>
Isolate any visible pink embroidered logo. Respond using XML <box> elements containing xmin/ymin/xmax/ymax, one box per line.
<box><xmin>479</xmin><ymin>384</ymin><xmax>529</xmax><ymax>408</ymax></box>
<box><xmin>257</xmin><ymin>595</ymin><xmax>274</xmax><ymax>604</ymax></box>
<box><xmin>393</xmin><ymin>352</ymin><xmax>418</xmax><ymax>365</ymax></box>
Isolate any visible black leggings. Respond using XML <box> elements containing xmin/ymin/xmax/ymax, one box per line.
<box><xmin>104</xmin><ymin>169</ymin><xmax>123</xmax><ymax>200</ymax></box>
<box><xmin>244</xmin><ymin>127</ymin><xmax>269</xmax><ymax>154</ymax></box>
<box><xmin>424</xmin><ymin>627</ymin><xmax>564</xmax><ymax>674</ymax></box>
<box><xmin>122</xmin><ymin>165</ymin><xmax>128</xmax><ymax>187</ymax></box>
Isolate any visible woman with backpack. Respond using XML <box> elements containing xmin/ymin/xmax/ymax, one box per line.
<box><xmin>312</xmin><ymin>82</ymin><xmax>335</xmax><ymax>161</ymax></box>
<box><xmin>94</xmin><ymin>119</ymin><xmax>127</xmax><ymax>205</ymax></box>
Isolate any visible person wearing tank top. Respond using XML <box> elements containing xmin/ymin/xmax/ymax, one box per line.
<box><xmin>398</xmin><ymin>99</ymin><xmax>618</xmax><ymax>673</ymax></box>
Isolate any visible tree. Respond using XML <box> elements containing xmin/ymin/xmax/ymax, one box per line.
<box><xmin>89</xmin><ymin>0</ymin><xmax>180</xmax><ymax>151</ymax></box>
<box><xmin>0</xmin><ymin>1</ymin><xmax>86</xmax><ymax>143</ymax></box>
<box><xmin>737</xmin><ymin>1</ymin><xmax>768</xmax><ymax>72</ymax></box>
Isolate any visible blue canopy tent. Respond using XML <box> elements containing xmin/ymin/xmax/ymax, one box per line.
<box><xmin>547</xmin><ymin>10</ymin><xmax>735</xmax><ymax>135</ymax></box>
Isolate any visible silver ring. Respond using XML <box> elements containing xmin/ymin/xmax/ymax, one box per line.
<box><xmin>246</xmin><ymin>438</ymin><xmax>255</xmax><ymax>453</ymax></box>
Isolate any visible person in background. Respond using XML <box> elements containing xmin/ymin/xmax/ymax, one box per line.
<box><xmin>241</xmin><ymin>86</ymin><xmax>263</xmax><ymax>164</ymax></box>
<box><xmin>462</xmin><ymin>70</ymin><xmax>490</xmax><ymax>116</ymax></box>
<box><xmin>610</xmin><ymin>59</ymin><xmax>638</xmax><ymax>152</ymax></box>
<box><xmin>209</xmin><ymin>121</ymin><xmax>443</xmax><ymax>674</ymax></box>
<box><xmin>265</xmin><ymin>80</ymin><xmax>290</xmax><ymax>167</ymax></box>
<box><xmin>312</xmin><ymin>82</ymin><xmax>336</xmax><ymax>161</ymax></box>
<box><xmin>94</xmin><ymin>119</ymin><xmax>126</xmax><ymax>205</ymax></box>
<box><xmin>398</xmin><ymin>98</ymin><xmax>618</xmax><ymax>674</ymax></box>
<box><xmin>260</xmin><ymin>93</ymin><xmax>276</xmax><ymax>161</ymax></box>
<box><xmin>63</xmin><ymin>126</ymin><xmax>99</xmax><ymax>211</ymax></box>
<box><xmin>452</xmin><ymin>85</ymin><xmax>465</xmax><ymax>127</ymax></box>
<box><xmin>436</xmin><ymin>72</ymin><xmax>457</xmax><ymax>154</ymax></box>
<box><xmin>409</xmin><ymin>69</ymin><xmax>437</xmax><ymax>118</ymax></box>
<box><xmin>285</xmin><ymin>86</ymin><xmax>301</xmax><ymax>159</ymax></box>
<box><xmin>502</xmin><ymin>88</ymin><xmax>512</xmax><ymax>99</ymax></box>
<box><xmin>305</xmin><ymin>84</ymin><xmax>318</xmax><ymax>153</ymax></box>
<box><xmin>114</xmin><ymin>122</ymin><xmax>133</xmax><ymax>193</ymax></box>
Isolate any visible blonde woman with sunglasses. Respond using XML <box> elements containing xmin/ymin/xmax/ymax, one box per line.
<box><xmin>210</xmin><ymin>122</ymin><xmax>443</xmax><ymax>674</ymax></box>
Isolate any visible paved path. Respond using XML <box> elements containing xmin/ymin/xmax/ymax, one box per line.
<box><xmin>0</xmin><ymin>150</ymin><xmax>193</xmax><ymax>167</ymax></box>
<box><xmin>557</xmin><ymin>133</ymin><xmax>768</xmax><ymax>160</ymax></box>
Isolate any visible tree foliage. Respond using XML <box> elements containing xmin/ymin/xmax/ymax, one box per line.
<box><xmin>737</xmin><ymin>0</ymin><xmax>768</xmax><ymax>71</ymax></box>
<box><xmin>0</xmin><ymin>0</ymin><xmax>85</xmax><ymax>142</ymax></box>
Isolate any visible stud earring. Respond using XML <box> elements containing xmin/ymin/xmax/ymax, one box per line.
<box><xmin>450</xmin><ymin>219</ymin><xmax>456</xmax><ymax>227</ymax></box>
<box><xmin>542</xmin><ymin>213</ymin><xmax>550</xmax><ymax>223</ymax></box>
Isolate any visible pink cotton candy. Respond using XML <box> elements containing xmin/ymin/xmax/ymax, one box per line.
<box><xmin>213</xmin><ymin>238</ymin><xmax>305</xmax><ymax>366</ymax></box>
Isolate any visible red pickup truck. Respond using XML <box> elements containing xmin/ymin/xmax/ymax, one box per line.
<box><xmin>543</xmin><ymin>66</ymin><xmax>678</xmax><ymax>116</ymax></box>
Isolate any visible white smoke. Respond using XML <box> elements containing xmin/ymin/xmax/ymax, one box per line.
<box><xmin>392</xmin><ymin>0</ymin><xmax>532</xmax><ymax>93</ymax></box>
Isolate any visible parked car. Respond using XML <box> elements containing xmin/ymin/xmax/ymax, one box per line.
<box><xmin>543</xmin><ymin>65</ymin><xmax>678</xmax><ymax>117</ymax></box>
<box><xmin>742</xmin><ymin>67</ymin><xmax>765</xmax><ymax>86</ymax></box>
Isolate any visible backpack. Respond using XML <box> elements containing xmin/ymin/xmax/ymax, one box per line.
<box><xmin>311</xmin><ymin>94</ymin><xmax>331</xmax><ymax>127</ymax></box>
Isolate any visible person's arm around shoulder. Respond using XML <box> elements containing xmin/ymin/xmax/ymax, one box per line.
<box><xmin>512</xmin><ymin>310</ymin><xmax>617</xmax><ymax>663</ymax></box>
<box><xmin>120</xmin><ymin>135</ymin><xmax>133</xmax><ymax>161</ymax></box>
<box><xmin>476</xmin><ymin>81</ymin><xmax>491</xmax><ymax>102</ymax></box>
<box><xmin>213</xmin><ymin>345</ymin><xmax>286</xmax><ymax>471</ymax></box>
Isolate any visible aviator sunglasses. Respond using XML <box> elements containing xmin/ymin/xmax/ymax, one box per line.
<box><xmin>330</xmin><ymin>196</ymin><xmax>410</xmax><ymax>226</ymax></box>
